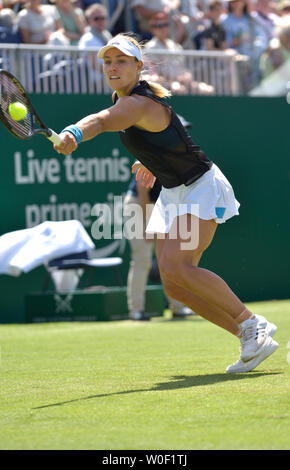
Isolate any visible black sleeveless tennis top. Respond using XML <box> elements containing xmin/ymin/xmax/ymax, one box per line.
<box><xmin>115</xmin><ymin>80</ymin><xmax>213</xmax><ymax>189</ymax></box>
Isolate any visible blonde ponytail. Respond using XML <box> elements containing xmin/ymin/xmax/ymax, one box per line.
<box><xmin>146</xmin><ymin>81</ymin><xmax>172</xmax><ymax>98</ymax></box>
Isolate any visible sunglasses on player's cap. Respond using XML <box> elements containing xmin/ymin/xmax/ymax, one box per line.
<box><xmin>97</xmin><ymin>38</ymin><xmax>142</xmax><ymax>61</ymax></box>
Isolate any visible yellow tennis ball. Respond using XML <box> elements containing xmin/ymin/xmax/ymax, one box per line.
<box><xmin>8</xmin><ymin>102</ymin><xmax>28</xmax><ymax>121</ymax></box>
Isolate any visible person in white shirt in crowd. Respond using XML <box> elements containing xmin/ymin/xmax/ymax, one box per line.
<box><xmin>144</xmin><ymin>12</ymin><xmax>214</xmax><ymax>95</ymax></box>
<box><xmin>78</xmin><ymin>3</ymin><xmax>112</xmax><ymax>87</ymax></box>
<box><xmin>251</xmin><ymin>0</ymin><xmax>281</xmax><ymax>39</ymax></box>
<box><xmin>250</xmin><ymin>0</ymin><xmax>281</xmax><ymax>68</ymax></box>
<box><xmin>17</xmin><ymin>0</ymin><xmax>63</xmax><ymax>44</ymax></box>
<box><xmin>259</xmin><ymin>14</ymin><xmax>290</xmax><ymax>78</ymax></box>
<box><xmin>78</xmin><ymin>3</ymin><xmax>112</xmax><ymax>49</ymax></box>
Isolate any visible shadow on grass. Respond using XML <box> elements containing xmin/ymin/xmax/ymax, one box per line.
<box><xmin>33</xmin><ymin>370</ymin><xmax>281</xmax><ymax>410</ymax></box>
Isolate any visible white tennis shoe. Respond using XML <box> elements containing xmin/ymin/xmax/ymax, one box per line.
<box><xmin>226</xmin><ymin>315</ymin><xmax>278</xmax><ymax>374</ymax></box>
<box><xmin>239</xmin><ymin>315</ymin><xmax>275</xmax><ymax>362</ymax></box>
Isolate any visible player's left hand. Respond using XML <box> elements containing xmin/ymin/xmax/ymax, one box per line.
<box><xmin>132</xmin><ymin>161</ymin><xmax>156</xmax><ymax>188</ymax></box>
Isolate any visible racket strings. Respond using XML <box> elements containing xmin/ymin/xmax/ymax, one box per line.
<box><xmin>0</xmin><ymin>74</ymin><xmax>33</xmax><ymax>138</ymax></box>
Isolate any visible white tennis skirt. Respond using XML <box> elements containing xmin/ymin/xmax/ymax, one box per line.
<box><xmin>146</xmin><ymin>164</ymin><xmax>240</xmax><ymax>234</ymax></box>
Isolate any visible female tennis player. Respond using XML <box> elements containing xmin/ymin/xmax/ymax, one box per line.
<box><xmin>54</xmin><ymin>33</ymin><xmax>278</xmax><ymax>373</ymax></box>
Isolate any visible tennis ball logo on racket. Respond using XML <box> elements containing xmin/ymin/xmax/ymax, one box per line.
<box><xmin>8</xmin><ymin>102</ymin><xmax>28</xmax><ymax>121</ymax></box>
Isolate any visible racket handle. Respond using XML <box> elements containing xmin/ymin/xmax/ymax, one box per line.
<box><xmin>47</xmin><ymin>129</ymin><xmax>62</xmax><ymax>145</ymax></box>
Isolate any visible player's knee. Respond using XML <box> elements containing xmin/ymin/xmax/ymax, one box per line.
<box><xmin>158</xmin><ymin>249</ymin><xmax>183</xmax><ymax>280</ymax></box>
<box><xmin>162</xmin><ymin>278</ymin><xmax>178</xmax><ymax>299</ymax></box>
<box><xmin>159</xmin><ymin>246</ymin><xmax>204</xmax><ymax>285</ymax></box>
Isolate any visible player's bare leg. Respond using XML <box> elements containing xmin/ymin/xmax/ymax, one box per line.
<box><xmin>156</xmin><ymin>215</ymin><xmax>278</xmax><ymax>371</ymax></box>
<box><xmin>156</xmin><ymin>216</ymin><xmax>252</xmax><ymax>332</ymax></box>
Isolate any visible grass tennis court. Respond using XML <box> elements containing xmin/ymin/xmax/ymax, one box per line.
<box><xmin>0</xmin><ymin>299</ymin><xmax>289</xmax><ymax>450</ymax></box>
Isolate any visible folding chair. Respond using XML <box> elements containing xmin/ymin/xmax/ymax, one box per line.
<box><xmin>43</xmin><ymin>250</ymin><xmax>123</xmax><ymax>292</ymax></box>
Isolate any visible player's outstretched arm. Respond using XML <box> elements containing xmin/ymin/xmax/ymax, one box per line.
<box><xmin>54</xmin><ymin>96</ymin><xmax>147</xmax><ymax>156</ymax></box>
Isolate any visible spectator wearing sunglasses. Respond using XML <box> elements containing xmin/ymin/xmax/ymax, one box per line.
<box><xmin>78</xmin><ymin>4</ymin><xmax>112</xmax><ymax>88</ymax></box>
<box><xmin>131</xmin><ymin>0</ymin><xmax>187</xmax><ymax>43</ymax></box>
<box><xmin>144</xmin><ymin>12</ymin><xmax>214</xmax><ymax>95</ymax></box>
<box><xmin>78</xmin><ymin>3</ymin><xmax>112</xmax><ymax>49</ymax></box>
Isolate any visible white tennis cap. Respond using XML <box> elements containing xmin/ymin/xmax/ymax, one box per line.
<box><xmin>97</xmin><ymin>37</ymin><xmax>142</xmax><ymax>61</ymax></box>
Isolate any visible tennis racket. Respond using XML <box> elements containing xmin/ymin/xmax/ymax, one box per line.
<box><xmin>0</xmin><ymin>69</ymin><xmax>61</xmax><ymax>145</ymax></box>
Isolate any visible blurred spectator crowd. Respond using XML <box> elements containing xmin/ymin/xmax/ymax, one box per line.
<box><xmin>0</xmin><ymin>0</ymin><xmax>289</xmax><ymax>93</ymax></box>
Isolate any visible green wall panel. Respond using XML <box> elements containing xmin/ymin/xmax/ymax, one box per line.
<box><xmin>0</xmin><ymin>95</ymin><xmax>289</xmax><ymax>322</ymax></box>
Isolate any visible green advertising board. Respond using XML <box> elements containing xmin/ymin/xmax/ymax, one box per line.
<box><xmin>0</xmin><ymin>94</ymin><xmax>289</xmax><ymax>323</ymax></box>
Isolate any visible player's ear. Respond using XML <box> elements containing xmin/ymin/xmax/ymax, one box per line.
<box><xmin>137</xmin><ymin>61</ymin><xmax>143</xmax><ymax>73</ymax></box>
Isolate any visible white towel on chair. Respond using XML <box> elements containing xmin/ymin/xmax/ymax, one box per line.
<box><xmin>0</xmin><ymin>220</ymin><xmax>95</xmax><ymax>276</ymax></box>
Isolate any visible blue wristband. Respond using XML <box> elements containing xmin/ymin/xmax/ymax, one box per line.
<box><xmin>61</xmin><ymin>125</ymin><xmax>83</xmax><ymax>145</ymax></box>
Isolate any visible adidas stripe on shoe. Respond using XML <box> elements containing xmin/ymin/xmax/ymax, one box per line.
<box><xmin>239</xmin><ymin>315</ymin><xmax>277</xmax><ymax>362</ymax></box>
